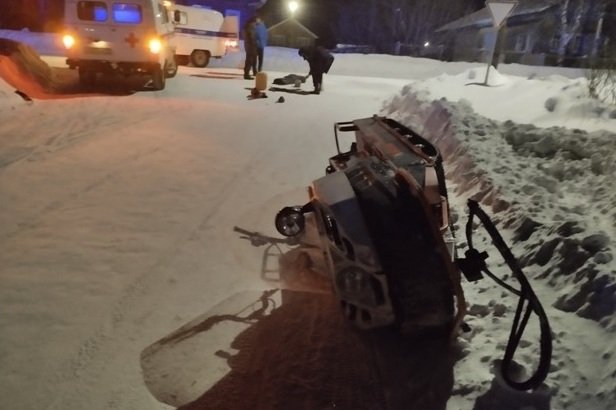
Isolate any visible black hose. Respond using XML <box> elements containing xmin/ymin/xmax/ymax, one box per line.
<box><xmin>464</xmin><ymin>199</ymin><xmax>552</xmax><ymax>391</ymax></box>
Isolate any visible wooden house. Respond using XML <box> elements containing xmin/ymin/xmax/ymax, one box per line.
<box><xmin>432</xmin><ymin>0</ymin><xmax>614</xmax><ymax>67</ymax></box>
<box><xmin>267</xmin><ymin>17</ymin><xmax>318</xmax><ymax>49</ymax></box>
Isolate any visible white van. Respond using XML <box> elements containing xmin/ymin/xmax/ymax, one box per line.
<box><xmin>62</xmin><ymin>0</ymin><xmax>178</xmax><ymax>90</ymax></box>
<box><xmin>168</xmin><ymin>4</ymin><xmax>239</xmax><ymax>67</ymax></box>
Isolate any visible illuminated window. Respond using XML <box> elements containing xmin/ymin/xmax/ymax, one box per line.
<box><xmin>173</xmin><ymin>10</ymin><xmax>188</xmax><ymax>25</ymax></box>
<box><xmin>113</xmin><ymin>3</ymin><xmax>143</xmax><ymax>24</ymax></box>
<box><xmin>77</xmin><ymin>1</ymin><xmax>108</xmax><ymax>22</ymax></box>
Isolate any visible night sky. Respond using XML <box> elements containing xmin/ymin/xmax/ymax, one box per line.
<box><xmin>258</xmin><ymin>0</ymin><xmax>336</xmax><ymax>38</ymax></box>
<box><xmin>257</xmin><ymin>0</ymin><xmax>486</xmax><ymax>46</ymax></box>
<box><xmin>0</xmin><ymin>0</ymin><xmax>487</xmax><ymax>44</ymax></box>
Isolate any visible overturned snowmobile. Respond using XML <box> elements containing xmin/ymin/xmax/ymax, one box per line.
<box><xmin>273</xmin><ymin>115</ymin><xmax>552</xmax><ymax>390</ymax></box>
<box><xmin>275</xmin><ymin>116</ymin><xmax>466</xmax><ymax>335</ymax></box>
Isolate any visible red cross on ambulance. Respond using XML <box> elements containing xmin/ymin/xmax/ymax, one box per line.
<box><xmin>125</xmin><ymin>32</ymin><xmax>139</xmax><ymax>48</ymax></box>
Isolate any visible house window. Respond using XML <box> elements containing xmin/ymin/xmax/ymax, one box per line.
<box><xmin>550</xmin><ymin>34</ymin><xmax>560</xmax><ymax>52</ymax></box>
<box><xmin>571</xmin><ymin>35</ymin><xmax>584</xmax><ymax>55</ymax></box>
<box><xmin>515</xmin><ymin>35</ymin><xmax>524</xmax><ymax>51</ymax></box>
<box><xmin>515</xmin><ymin>34</ymin><xmax>531</xmax><ymax>52</ymax></box>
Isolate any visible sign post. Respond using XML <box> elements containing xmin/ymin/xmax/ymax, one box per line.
<box><xmin>483</xmin><ymin>1</ymin><xmax>517</xmax><ymax>85</ymax></box>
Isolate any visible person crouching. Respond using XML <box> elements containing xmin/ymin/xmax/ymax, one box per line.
<box><xmin>298</xmin><ymin>45</ymin><xmax>334</xmax><ymax>95</ymax></box>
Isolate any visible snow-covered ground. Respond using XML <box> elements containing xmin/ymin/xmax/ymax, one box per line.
<box><xmin>0</xmin><ymin>30</ymin><xmax>614</xmax><ymax>410</ymax></box>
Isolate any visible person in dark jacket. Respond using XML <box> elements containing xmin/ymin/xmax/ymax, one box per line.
<box><xmin>298</xmin><ymin>45</ymin><xmax>334</xmax><ymax>94</ymax></box>
<box><xmin>243</xmin><ymin>16</ymin><xmax>258</xmax><ymax>79</ymax></box>
<box><xmin>255</xmin><ymin>16</ymin><xmax>268</xmax><ymax>72</ymax></box>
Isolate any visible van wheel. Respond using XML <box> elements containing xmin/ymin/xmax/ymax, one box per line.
<box><xmin>78</xmin><ymin>67</ymin><xmax>96</xmax><ymax>86</ymax></box>
<box><xmin>151</xmin><ymin>64</ymin><xmax>166</xmax><ymax>90</ymax></box>
<box><xmin>190</xmin><ymin>50</ymin><xmax>210</xmax><ymax>68</ymax></box>
<box><xmin>166</xmin><ymin>59</ymin><xmax>178</xmax><ymax>78</ymax></box>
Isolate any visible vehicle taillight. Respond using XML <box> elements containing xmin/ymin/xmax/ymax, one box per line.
<box><xmin>62</xmin><ymin>34</ymin><xmax>76</xmax><ymax>49</ymax></box>
<box><xmin>225</xmin><ymin>39</ymin><xmax>238</xmax><ymax>49</ymax></box>
<box><xmin>148</xmin><ymin>38</ymin><xmax>162</xmax><ymax>54</ymax></box>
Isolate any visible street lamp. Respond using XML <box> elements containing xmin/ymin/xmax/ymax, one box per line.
<box><xmin>288</xmin><ymin>1</ymin><xmax>299</xmax><ymax>16</ymax></box>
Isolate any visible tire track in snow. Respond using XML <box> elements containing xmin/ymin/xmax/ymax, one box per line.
<box><xmin>0</xmin><ymin>99</ymin><xmax>182</xmax><ymax>171</ymax></box>
<box><xmin>0</xmin><ymin>97</ymin><xmax>187</xmax><ymax>241</ymax></box>
<box><xmin>0</xmin><ymin>102</ymin><xmax>123</xmax><ymax>169</ymax></box>
<box><xmin>1</xmin><ymin>145</ymin><xmax>162</xmax><ymax>241</ymax></box>
<box><xmin>45</xmin><ymin>111</ymin><xmax>287</xmax><ymax>409</ymax></box>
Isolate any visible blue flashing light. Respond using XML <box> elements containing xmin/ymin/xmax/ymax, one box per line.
<box><xmin>113</xmin><ymin>4</ymin><xmax>143</xmax><ymax>24</ymax></box>
<box><xmin>93</xmin><ymin>6</ymin><xmax>107</xmax><ymax>21</ymax></box>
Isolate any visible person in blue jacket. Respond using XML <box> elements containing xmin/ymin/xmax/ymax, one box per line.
<box><xmin>255</xmin><ymin>16</ymin><xmax>268</xmax><ymax>72</ymax></box>
<box><xmin>242</xmin><ymin>16</ymin><xmax>257</xmax><ymax>79</ymax></box>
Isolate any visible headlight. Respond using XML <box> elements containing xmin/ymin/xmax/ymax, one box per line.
<box><xmin>148</xmin><ymin>38</ymin><xmax>162</xmax><ymax>54</ymax></box>
<box><xmin>274</xmin><ymin>206</ymin><xmax>305</xmax><ymax>237</ymax></box>
<box><xmin>62</xmin><ymin>34</ymin><xmax>75</xmax><ymax>49</ymax></box>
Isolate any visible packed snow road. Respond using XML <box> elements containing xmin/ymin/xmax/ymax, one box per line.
<box><xmin>4</xmin><ymin>38</ymin><xmax>615</xmax><ymax>410</ymax></box>
<box><xmin>1</xmin><ymin>64</ymin><xmax>418</xmax><ymax>409</ymax></box>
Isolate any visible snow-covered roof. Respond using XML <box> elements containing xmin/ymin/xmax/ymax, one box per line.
<box><xmin>267</xmin><ymin>17</ymin><xmax>318</xmax><ymax>38</ymax></box>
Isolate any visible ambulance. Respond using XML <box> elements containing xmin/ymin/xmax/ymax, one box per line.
<box><xmin>62</xmin><ymin>0</ymin><xmax>178</xmax><ymax>90</ymax></box>
<box><xmin>168</xmin><ymin>4</ymin><xmax>239</xmax><ymax>67</ymax></box>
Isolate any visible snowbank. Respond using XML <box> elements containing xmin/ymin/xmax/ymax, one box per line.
<box><xmin>384</xmin><ymin>81</ymin><xmax>616</xmax><ymax>330</ymax></box>
<box><xmin>382</xmin><ymin>82</ymin><xmax>616</xmax><ymax>410</ymax></box>
<box><xmin>0</xmin><ymin>39</ymin><xmax>52</xmax><ymax>98</ymax></box>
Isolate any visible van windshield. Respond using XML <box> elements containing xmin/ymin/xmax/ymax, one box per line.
<box><xmin>112</xmin><ymin>3</ymin><xmax>143</xmax><ymax>24</ymax></box>
<box><xmin>77</xmin><ymin>1</ymin><xmax>108</xmax><ymax>22</ymax></box>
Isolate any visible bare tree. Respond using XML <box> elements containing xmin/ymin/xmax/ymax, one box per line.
<box><xmin>556</xmin><ymin>0</ymin><xmax>589</xmax><ymax>65</ymax></box>
<box><xmin>391</xmin><ymin>0</ymin><xmax>477</xmax><ymax>54</ymax></box>
<box><xmin>590</xmin><ymin>0</ymin><xmax>608</xmax><ymax>59</ymax></box>
<box><xmin>587</xmin><ymin>48</ymin><xmax>616</xmax><ymax>104</ymax></box>
<box><xmin>336</xmin><ymin>0</ymin><xmax>476</xmax><ymax>54</ymax></box>
<box><xmin>335</xmin><ymin>0</ymin><xmax>374</xmax><ymax>46</ymax></box>
<box><xmin>586</xmin><ymin>0</ymin><xmax>616</xmax><ymax>104</ymax></box>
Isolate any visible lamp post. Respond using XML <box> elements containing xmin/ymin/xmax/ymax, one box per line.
<box><xmin>288</xmin><ymin>1</ymin><xmax>299</xmax><ymax>17</ymax></box>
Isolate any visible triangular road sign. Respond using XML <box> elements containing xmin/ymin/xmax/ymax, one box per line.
<box><xmin>487</xmin><ymin>1</ymin><xmax>518</xmax><ymax>27</ymax></box>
